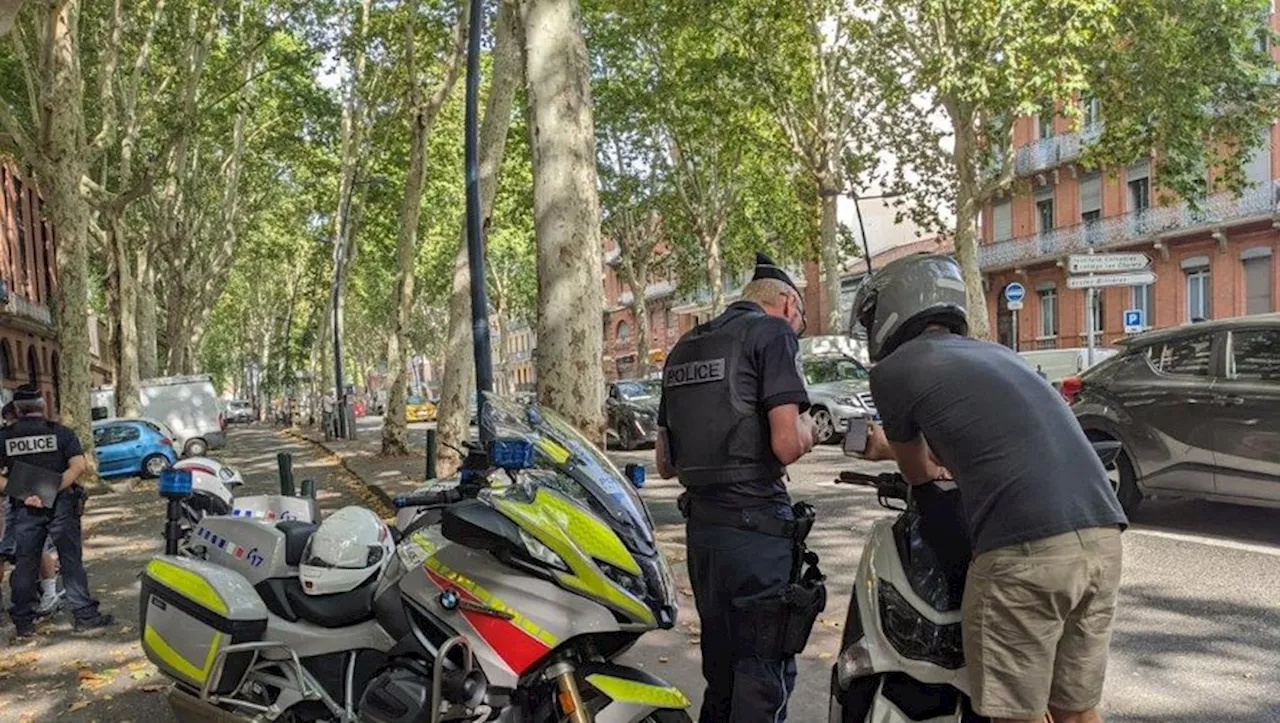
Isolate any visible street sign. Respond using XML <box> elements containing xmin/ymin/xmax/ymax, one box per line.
<box><xmin>1068</xmin><ymin>253</ymin><xmax>1151</xmax><ymax>275</ymax></box>
<box><xmin>1066</xmin><ymin>270</ymin><xmax>1157</xmax><ymax>289</ymax></box>
<box><xmin>1004</xmin><ymin>282</ymin><xmax>1026</xmax><ymax>304</ymax></box>
<box><xmin>1007</xmin><ymin>300</ymin><xmax>1024</xmax><ymax>311</ymax></box>
<box><xmin>1123</xmin><ymin>309</ymin><xmax>1144</xmax><ymax>333</ymax></box>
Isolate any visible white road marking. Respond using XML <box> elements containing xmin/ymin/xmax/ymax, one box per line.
<box><xmin>1129</xmin><ymin>527</ymin><xmax>1280</xmax><ymax>557</ymax></box>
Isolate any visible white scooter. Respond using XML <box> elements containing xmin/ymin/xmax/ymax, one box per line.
<box><xmin>828</xmin><ymin>429</ymin><xmax>1121</xmax><ymax>722</ymax></box>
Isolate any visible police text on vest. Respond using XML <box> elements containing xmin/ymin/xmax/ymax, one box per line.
<box><xmin>664</xmin><ymin>358</ymin><xmax>727</xmax><ymax>387</ymax></box>
<box><xmin>6</xmin><ymin>435</ymin><xmax>59</xmax><ymax>456</ymax></box>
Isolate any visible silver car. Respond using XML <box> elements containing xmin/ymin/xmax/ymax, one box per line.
<box><xmin>802</xmin><ymin>355</ymin><xmax>877</xmax><ymax>444</ymax></box>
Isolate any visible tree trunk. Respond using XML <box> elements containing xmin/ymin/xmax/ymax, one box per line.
<box><xmin>111</xmin><ymin>219</ymin><xmax>141</xmax><ymax>416</ymax></box>
<box><xmin>381</xmin><ymin>0</ymin><xmax>466</xmax><ymax>457</ymax></box>
<box><xmin>630</xmin><ymin>282</ymin><xmax>648</xmax><ymax>377</ymax></box>
<box><xmin>137</xmin><ymin>250</ymin><xmax>158</xmax><ymax>379</ymax></box>
<box><xmin>44</xmin><ymin>0</ymin><xmax>97</xmax><ymax>470</ymax></box>
<box><xmin>437</xmin><ymin>0</ymin><xmax>520</xmax><ymax>475</ymax></box>
<box><xmin>523</xmin><ymin>0</ymin><xmax>606</xmax><ymax>438</ymax></box>
<box><xmin>951</xmin><ymin>118</ymin><xmax>990</xmax><ymax>340</ymax></box>
<box><xmin>819</xmin><ymin>187</ymin><xmax>842</xmax><ymax>335</ymax></box>
<box><xmin>704</xmin><ymin>231</ymin><xmax>724</xmax><ymax>315</ymax></box>
<box><xmin>493</xmin><ymin>310</ymin><xmax>510</xmax><ymax>394</ymax></box>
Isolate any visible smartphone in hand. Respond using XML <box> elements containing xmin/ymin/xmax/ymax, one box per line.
<box><xmin>843</xmin><ymin>418</ymin><xmax>869</xmax><ymax>457</ymax></box>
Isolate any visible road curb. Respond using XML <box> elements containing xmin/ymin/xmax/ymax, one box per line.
<box><xmin>280</xmin><ymin>427</ymin><xmax>398</xmax><ymax>517</ymax></box>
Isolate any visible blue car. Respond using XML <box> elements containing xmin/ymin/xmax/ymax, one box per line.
<box><xmin>93</xmin><ymin>419</ymin><xmax>179</xmax><ymax>478</ymax></box>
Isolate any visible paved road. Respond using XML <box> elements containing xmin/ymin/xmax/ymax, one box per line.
<box><xmin>4</xmin><ymin>422</ymin><xmax>1277</xmax><ymax>722</ymax></box>
<box><xmin>367</xmin><ymin>415</ymin><xmax>1280</xmax><ymax>722</ymax></box>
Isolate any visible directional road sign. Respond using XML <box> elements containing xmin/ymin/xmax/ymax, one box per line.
<box><xmin>1067</xmin><ymin>253</ymin><xmax>1151</xmax><ymax>275</ymax></box>
<box><xmin>1066</xmin><ymin>270</ymin><xmax>1157</xmax><ymax>289</ymax></box>
<box><xmin>1123</xmin><ymin>309</ymin><xmax>1144</xmax><ymax>333</ymax></box>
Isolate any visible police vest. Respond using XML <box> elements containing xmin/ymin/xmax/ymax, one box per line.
<box><xmin>662</xmin><ymin>309</ymin><xmax>783</xmax><ymax>487</ymax></box>
<box><xmin>4</xmin><ymin>419</ymin><xmax>66</xmax><ymax>473</ymax></box>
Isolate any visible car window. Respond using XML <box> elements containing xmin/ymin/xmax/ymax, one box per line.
<box><xmin>1147</xmin><ymin>333</ymin><xmax>1214</xmax><ymax>377</ymax></box>
<box><xmin>803</xmin><ymin>358</ymin><xmax>870</xmax><ymax>385</ymax></box>
<box><xmin>94</xmin><ymin>425</ymin><xmax>135</xmax><ymax>447</ymax></box>
<box><xmin>119</xmin><ymin>425</ymin><xmax>141</xmax><ymax>443</ymax></box>
<box><xmin>615</xmin><ymin>381</ymin><xmax>660</xmax><ymax>400</ymax></box>
<box><xmin>1229</xmin><ymin>329</ymin><xmax>1280</xmax><ymax>381</ymax></box>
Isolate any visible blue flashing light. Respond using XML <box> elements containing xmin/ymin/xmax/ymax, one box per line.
<box><xmin>624</xmin><ymin>463</ymin><xmax>646</xmax><ymax>489</ymax></box>
<box><xmin>489</xmin><ymin>438</ymin><xmax>534</xmax><ymax>470</ymax></box>
<box><xmin>159</xmin><ymin>468</ymin><xmax>194</xmax><ymax>499</ymax></box>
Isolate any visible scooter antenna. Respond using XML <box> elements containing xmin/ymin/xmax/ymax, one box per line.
<box><xmin>463</xmin><ymin>0</ymin><xmax>495</xmax><ymax>444</ymax></box>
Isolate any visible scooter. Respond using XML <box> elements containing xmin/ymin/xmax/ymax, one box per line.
<box><xmin>827</xmin><ymin>433</ymin><xmax>1121</xmax><ymax>722</ymax></box>
<box><xmin>140</xmin><ymin>393</ymin><xmax>691</xmax><ymax>723</ymax></box>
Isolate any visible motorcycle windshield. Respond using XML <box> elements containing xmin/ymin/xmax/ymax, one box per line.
<box><xmin>483</xmin><ymin>393</ymin><xmax>657</xmax><ymax>555</ymax></box>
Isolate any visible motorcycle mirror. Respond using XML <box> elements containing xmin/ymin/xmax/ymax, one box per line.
<box><xmin>624</xmin><ymin>463</ymin><xmax>646</xmax><ymax>489</ymax></box>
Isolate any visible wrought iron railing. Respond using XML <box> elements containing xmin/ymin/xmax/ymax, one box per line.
<box><xmin>1013</xmin><ymin>123</ymin><xmax>1104</xmax><ymax>177</ymax></box>
<box><xmin>980</xmin><ymin>179</ymin><xmax>1280</xmax><ymax>270</ymax></box>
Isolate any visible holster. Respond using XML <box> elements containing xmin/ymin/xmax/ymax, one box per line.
<box><xmin>73</xmin><ymin>484</ymin><xmax>87</xmax><ymax>517</ymax></box>
<box><xmin>730</xmin><ymin>502</ymin><xmax>827</xmax><ymax>660</ymax></box>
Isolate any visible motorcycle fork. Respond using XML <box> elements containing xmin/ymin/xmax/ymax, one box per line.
<box><xmin>547</xmin><ymin>662</ymin><xmax>591</xmax><ymax>723</ymax></box>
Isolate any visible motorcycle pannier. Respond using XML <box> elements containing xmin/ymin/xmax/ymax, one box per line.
<box><xmin>140</xmin><ymin>555</ymin><xmax>269</xmax><ymax>695</ymax></box>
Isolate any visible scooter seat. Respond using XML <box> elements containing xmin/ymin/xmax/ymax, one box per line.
<box><xmin>281</xmin><ymin>576</ymin><xmax>377</xmax><ymax>628</ymax></box>
<box><xmin>276</xmin><ymin>521</ymin><xmax>318</xmax><ymax>567</ymax></box>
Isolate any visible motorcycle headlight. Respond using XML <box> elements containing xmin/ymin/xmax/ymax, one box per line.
<box><xmin>597</xmin><ymin>559</ymin><xmax>646</xmax><ymax>599</ymax></box>
<box><xmin>877</xmin><ymin>581</ymin><xmax>964</xmax><ymax>669</ymax></box>
<box><xmin>518</xmin><ymin>529</ymin><xmax>569</xmax><ymax>572</ymax></box>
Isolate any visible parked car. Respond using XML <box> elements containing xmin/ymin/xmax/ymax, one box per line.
<box><xmin>93</xmin><ymin>418</ymin><xmax>179</xmax><ymax>479</ymax></box>
<box><xmin>91</xmin><ymin>375</ymin><xmax>227</xmax><ymax>456</ymax></box>
<box><xmin>1019</xmin><ymin>346</ymin><xmax>1119</xmax><ymax>388</ymax></box>
<box><xmin>225</xmin><ymin>399</ymin><xmax>254</xmax><ymax>424</ymax></box>
<box><xmin>802</xmin><ymin>354</ymin><xmax>878</xmax><ymax>444</ymax></box>
<box><xmin>605</xmin><ymin>379</ymin><xmax>661</xmax><ymax>450</ymax></box>
<box><xmin>1067</xmin><ymin>314</ymin><xmax>1280</xmax><ymax>516</ymax></box>
<box><xmin>405</xmin><ymin>395</ymin><xmax>437</xmax><ymax>423</ymax></box>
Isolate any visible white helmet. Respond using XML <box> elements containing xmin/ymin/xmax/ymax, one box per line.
<box><xmin>173</xmin><ymin>457</ymin><xmax>245</xmax><ymax>505</ymax></box>
<box><xmin>299</xmin><ymin>507</ymin><xmax>393</xmax><ymax>596</ymax></box>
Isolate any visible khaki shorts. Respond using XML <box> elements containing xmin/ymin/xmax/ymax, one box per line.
<box><xmin>962</xmin><ymin>526</ymin><xmax>1123</xmax><ymax>719</ymax></box>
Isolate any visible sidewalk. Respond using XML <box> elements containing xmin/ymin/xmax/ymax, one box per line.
<box><xmin>286</xmin><ymin>417</ymin><xmax>433</xmax><ymax>510</ymax></box>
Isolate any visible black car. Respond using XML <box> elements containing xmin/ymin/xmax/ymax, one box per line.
<box><xmin>1066</xmin><ymin>314</ymin><xmax>1280</xmax><ymax>516</ymax></box>
<box><xmin>605</xmin><ymin>379</ymin><xmax>661</xmax><ymax>450</ymax></box>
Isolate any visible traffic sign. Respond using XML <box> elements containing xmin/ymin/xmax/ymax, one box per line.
<box><xmin>1123</xmin><ymin>309</ymin><xmax>1144</xmax><ymax>333</ymax></box>
<box><xmin>1068</xmin><ymin>253</ymin><xmax>1151</xmax><ymax>275</ymax></box>
<box><xmin>1066</xmin><ymin>270</ymin><xmax>1157</xmax><ymax>289</ymax></box>
<box><xmin>1004</xmin><ymin>282</ymin><xmax>1026</xmax><ymax>304</ymax></box>
<box><xmin>1007</xmin><ymin>300</ymin><xmax>1024</xmax><ymax>311</ymax></box>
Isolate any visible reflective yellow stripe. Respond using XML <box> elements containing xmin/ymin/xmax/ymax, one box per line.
<box><xmin>535</xmin><ymin>437</ymin><xmax>571</xmax><ymax>465</ymax></box>
<box><xmin>586</xmin><ymin>673</ymin><xmax>691</xmax><ymax>710</ymax></box>
<box><xmin>144</xmin><ymin>624</ymin><xmax>223</xmax><ymax>684</ymax></box>
<box><xmin>146</xmin><ymin>559</ymin><xmax>229</xmax><ymax>615</ymax></box>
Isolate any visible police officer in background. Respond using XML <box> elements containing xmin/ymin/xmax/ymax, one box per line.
<box><xmin>656</xmin><ymin>252</ymin><xmax>825</xmax><ymax>723</ymax></box>
<box><xmin>1</xmin><ymin>385</ymin><xmax>113</xmax><ymax>637</ymax></box>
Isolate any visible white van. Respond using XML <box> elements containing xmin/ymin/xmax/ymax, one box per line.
<box><xmin>91</xmin><ymin>375</ymin><xmax>227</xmax><ymax>456</ymax></box>
<box><xmin>1018</xmin><ymin>347</ymin><xmax>1119</xmax><ymax>387</ymax></box>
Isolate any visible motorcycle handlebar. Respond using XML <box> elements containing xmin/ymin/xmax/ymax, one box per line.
<box><xmin>836</xmin><ymin>470</ymin><xmax>910</xmax><ymax>500</ymax></box>
<box><xmin>393</xmin><ymin>488</ymin><xmax>464</xmax><ymax>509</ymax></box>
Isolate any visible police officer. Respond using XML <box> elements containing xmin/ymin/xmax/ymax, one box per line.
<box><xmin>2</xmin><ymin>385</ymin><xmax>113</xmax><ymax>637</ymax></box>
<box><xmin>0</xmin><ymin>400</ymin><xmax>66</xmax><ymax>619</ymax></box>
<box><xmin>656</xmin><ymin>252</ymin><xmax>823</xmax><ymax>723</ymax></box>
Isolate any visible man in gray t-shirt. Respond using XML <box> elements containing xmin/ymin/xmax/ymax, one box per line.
<box><xmin>852</xmin><ymin>254</ymin><xmax>1126</xmax><ymax>723</ymax></box>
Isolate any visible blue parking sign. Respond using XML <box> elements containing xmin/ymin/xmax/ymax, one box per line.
<box><xmin>1123</xmin><ymin>309</ymin><xmax>1144</xmax><ymax>333</ymax></box>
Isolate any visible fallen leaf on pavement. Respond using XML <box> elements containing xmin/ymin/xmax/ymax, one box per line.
<box><xmin>658</xmin><ymin>656</ymin><xmax>670</xmax><ymax>663</ymax></box>
<box><xmin>678</xmin><ymin>587</ymin><xmax>692</xmax><ymax>597</ymax></box>
<box><xmin>131</xmin><ymin>670</ymin><xmax>152</xmax><ymax>680</ymax></box>
<box><xmin>68</xmin><ymin>701</ymin><xmax>90</xmax><ymax>713</ymax></box>
<box><xmin>817</xmin><ymin>652</ymin><xmax>833</xmax><ymax>660</ymax></box>
<box><xmin>140</xmin><ymin>683</ymin><xmax>166</xmax><ymax>693</ymax></box>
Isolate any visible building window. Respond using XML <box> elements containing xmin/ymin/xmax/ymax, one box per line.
<box><xmin>26</xmin><ymin>345</ymin><xmax>38</xmax><ymax>385</ymax></box>
<box><xmin>1039</xmin><ymin>286</ymin><xmax>1058</xmax><ymax>337</ymax></box>
<box><xmin>0</xmin><ymin>340</ymin><xmax>10</xmax><ymax>380</ymax></box>
<box><xmin>616</xmin><ymin>321</ymin><xmax>630</xmax><ymax>342</ymax></box>
<box><xmin>1131</xmin><ymin>284</ymin><xmax>1154</xmax><ymax>328</ymax></box>
<box><xmin>1128</xmin><ymin>163</ymin><xmax>1150</xmax><ymax>213</ymax></box>
<box><xmin>1082</xmin><ymin>94</ymin><xmax>1101</xmax><ymax>128</ymax></box>
<box><xmin>1087</xmin><ymin>291</ymin><xmax>1105</xmax><ymax>340</ymax></box>
<box><xmin>1243</xmin><ymin>250</ymin><xmax>1273</xmax><ymax>315</ymax></box>
<box><xmin>992</xmin><ymin>200</ymin><xmax>1012</xmax><ymax>242</ymax></box>
<box><xmin>15</xmin><ymin>191</ymin><xmax>27</xmax><ymax>288</ymax></box>
<box><xmin>1037</xmin><ymin>103</ymin><xmax>1055</xmax><ymax>139</ymax></box>
<box><xmin>1184</xmin><ymin>264</ymin><xmax>1211</xmax><ymax>322</ymax></box>
<box><xmin>1036</xmin><ymin>196</ymin><xmax>1054</xmax><ymax>234</ymax></box>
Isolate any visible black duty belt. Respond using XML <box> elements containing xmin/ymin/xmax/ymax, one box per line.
<box><xmin>680</xmin><ymin>495</ymin><xmax>816</xmax><ymax>542</ymax></box>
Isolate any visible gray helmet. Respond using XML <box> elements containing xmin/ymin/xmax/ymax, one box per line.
<box><xmin>851</xmin><ymin>253</ymin><xmax>969</xmax><ymax>361</ymax></box>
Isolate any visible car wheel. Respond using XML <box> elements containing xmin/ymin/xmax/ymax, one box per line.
<box><xmin>184</xmin><ymin>438</ymin><xmax>208</xmax><ymax>457</ymax></box>
<box><xmin>811</xmin><ymin>407</ymin><xmax>836</xmax><ymax>445</ymax></box>
<box><xmin>1110</xmin><ymin>447</ymin><xmax>1143</xmax><ymax>516</ymax></box>
<box><xmin>142</xmin><ymin>454</ymin><xmax>171</xmax><ymax>479</ymax></box>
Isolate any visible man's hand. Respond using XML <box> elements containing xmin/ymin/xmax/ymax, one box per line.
<box><xmin>863</xmin><ymin>422</ymin><xmax>895</xmax><ymax>461</ymax></box>
<box><xmin>23</xmin><ymin>495</ymin><xmax>42</xmax><ymax>508</ymax></box>
<box><xmin>61</xmin><ymin>454</ymin><xmax>86</xmax><ymax>490</ymax></box>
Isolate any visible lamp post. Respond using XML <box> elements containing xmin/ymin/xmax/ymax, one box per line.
<box><xmin>331</xmin><ymin>173</ymin><xmax>385</xmax><ymax>440</ymax></box>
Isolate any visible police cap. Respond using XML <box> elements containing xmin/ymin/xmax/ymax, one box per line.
<box><xmin>752</xmin><ymin>252</ymin><xmax>799</xmax><ymax>295</ymax></box>
<box><xmin>13</xmin><ymin>384</ymin><xmax>41</xmax><ymax>402</ymax></box>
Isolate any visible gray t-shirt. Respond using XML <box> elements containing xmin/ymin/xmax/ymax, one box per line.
<box><xmin>870</xmin><ymin>330</ymin><xmax>1127</xmax><ymax>554</ymax></box>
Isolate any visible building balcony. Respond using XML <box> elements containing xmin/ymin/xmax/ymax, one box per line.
<box><xmin>0</xmin><ymin>291</ymin><xmax>55</xmax><ymax>334</ymax></box>
<box><xmin>979</xmin><ymin>179</ymin><xmax>1280</xmax><ymax>271</ymax></box>
<box><xmin>1011</xmin><ymin>123</ymin><xmax>1104</xmax><ymax>177</ymax></box>
<box><xmin>616</xmin><ymin>280</ymin><xmax>676</xmax><ymax>307</ymax></box>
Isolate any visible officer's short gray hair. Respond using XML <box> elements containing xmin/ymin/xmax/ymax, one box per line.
<box><xmin>14</xmin><ymin>396</ymin><xmax>46</xmax><ymax>414</ymax></box>
<box><xmin>741</xmin><ymin>278</ymin><xmax>796</xmax><ymax>307</ymax></box>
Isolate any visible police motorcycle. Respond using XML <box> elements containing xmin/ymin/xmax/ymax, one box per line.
<box><xmin>827</xmin><ymin>429</ymin><xmax>1123</xmax><ymax>722</ymax></box>
<box><xmin>171</xmin><ymin>456</ymin><xmax>320</xmax><ymax>555</ymax></box>
<box><xmin>139</xmin><ymin>392</ymin><xmax>691</xmax><ymax>723</ymax></box>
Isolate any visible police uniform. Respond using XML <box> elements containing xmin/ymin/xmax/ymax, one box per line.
<box><xmin>3</xmin><ymin>386</ymin><xmax>110</xmax><ymax>633</ymax></box>
<box><xmin>658</xmin><ymin>253</ymin><xmax>825</xmax><ymax>723</ymax></box>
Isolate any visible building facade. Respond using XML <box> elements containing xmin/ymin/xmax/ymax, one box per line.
<box><xmin>0</xmin><ymin>160</ymin><xmax>113</xmax><ymax>415</ymax></box>
<box><xmin>979</xmin><ymin>100</ymin><xmax>1280</xmax><ymax>351</ymax></box>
